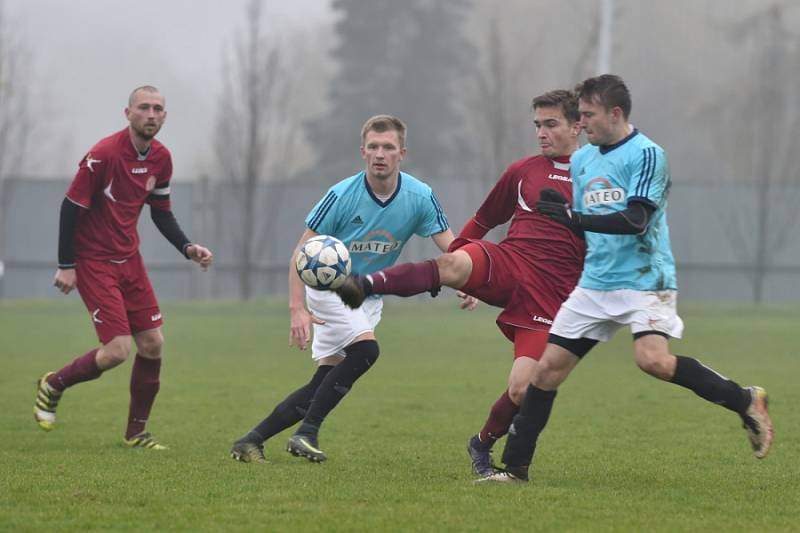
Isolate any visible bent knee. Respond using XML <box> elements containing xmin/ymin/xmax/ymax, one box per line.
<box><xmin>635</xmin><ymin>353</ymin><xmax>675</xmax><ymax>380</ymax></box>
<box><xmin>100</xmin><ymin>337</ymin><xmax>133</xmax><ymax>367</ymax></box>
<box><xmin>435</xmin><ymin>253</ymin><xmax>470</xmax><ymax>287</ymax></box>
<box><xmin>136</xmin><ymin>330</ymin><xmax>164</xmax><ymax>358</ymax></box>
<box><xmin>507</xmin><ymin>381</ymin><xmax>528</xmax><ymax>405</ymax></box>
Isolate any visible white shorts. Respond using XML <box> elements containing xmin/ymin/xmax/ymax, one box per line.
<box><xmin>550</xmin><ymin>287</ymin><xmax>684</xmax><ymax>342</ymax></box>
<box><xmin>306</xmin><ymin>288</ymin><xmax>383</xmax><ymax>360</ymax></box>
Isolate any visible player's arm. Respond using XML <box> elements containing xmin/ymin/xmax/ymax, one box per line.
<box><xmin>53</xmin><ymin>197</ymin><xmax>85</xmax><ymax>295</ymax></box>
<box><xmin>430</xmin><ymin>228</ymin><xmax>456</xmax><ymax>253</ymax></box>
<box><xmin>457</xmin><ymin>166</ymin><xmax>519</xmax><ymax>242</ymax></box>
<box><xmin>288</xmin><ymin>227</ymin><xmax>325</xmax><ymax>350</ymax></box>
<box><xmin>535</xmin><ymin>188</ymin><xmax>655</xmax><ymax>235</ymax></box>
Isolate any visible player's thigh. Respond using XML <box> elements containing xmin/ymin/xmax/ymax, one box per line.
<box><xmin>120</xmin><ymin>254</ymin><xmax>163</xmax><ymax>335</ymax></box>
<box><xmin>307</xmin><ymin>289</ymin><xmax>382</xmax><ymax>360</ymax></box>
<box><xmin>457</xmin><ymin>241</ymin><xmax>517</xmax><ymax>306</ymax></box>
<box><xmin>633</xmin><ymin>332</ymin><xmax>675</xmax><ymax>379</ymax></box>
<box><xmin>75</xmin><ymin>259</ymin><xmax>132</xmax><ymax>344</ymax></box>
<box><xmin>533</xmin><ymin>342</ymin><xmax>582</xmax><ymax>390</ymax></box>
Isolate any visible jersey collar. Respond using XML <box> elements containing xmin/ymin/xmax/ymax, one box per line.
<box><xmin>363</xmin><ymin>171</ymin><xmax>402</xmax><ymax>207</ymax></box>
<box><xmin>599</xmin><ymin>128</ymin><xmax>639</xmax><ymax>154</ymax></box>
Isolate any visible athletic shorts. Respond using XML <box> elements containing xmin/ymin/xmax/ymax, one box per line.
<box><xmin>76</xmin><ymin>253</ymin><xmax>162</xmax><ymax>344</ymax></box>
<box><xmin>451</xmin><ymin>238</ymin><xmax>575</xmax><ymax>342</ymax></box>
<box><xmin>550</xmin><ymin>287</ymin><xmax>684</xmax><ymax>342</ymax></box>
<box><xmin>306</xmin><ymin>287</ymin><xmax>383</xmax><ymax>361</ymax></box>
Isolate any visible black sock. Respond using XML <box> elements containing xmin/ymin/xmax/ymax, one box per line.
<box><xmin>501</xmin><ymin>385</ymin><xmax>557</xmax><ymax>468</ymax></box>
<box><xmin>300</xmin><ymin>340</ymin><xmax>380</xmax><ymax>431</ymax></box>
<box><xmin>240</xmin><ymin>365</ymin><xmax>334</xmax><ymax>444</ymax></box>
<box><xmin>671</xmin><ymin>355</ymin><xmax>750</xmax><ymax>414</ymax></box>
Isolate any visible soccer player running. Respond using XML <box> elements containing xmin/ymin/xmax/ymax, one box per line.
<box><xmin>334</xmin><ymin>90</ymin><xmax>586</xmax><ymax>478</ymax></box>
<box><xmin>34</xmin><ymin>86</ymin><xmax>214</xmax><ymax>449</ymax></box>
<box><xmin>481</xmin><ymin>74</ymin><xmax>774</xmax><ymax>483</ymax></box>
<box><xmin>230</xmin><ymin>115</ymin><xmax>458</xmax><ymax>463</ymax></box>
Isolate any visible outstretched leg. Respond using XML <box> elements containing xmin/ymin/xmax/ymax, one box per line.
<box><xmin>336</xmin><ymin>249</ymin><xmax>475</xmax><ymax>308</ymax></box>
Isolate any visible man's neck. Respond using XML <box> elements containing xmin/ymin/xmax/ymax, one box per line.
<box><xmin>607</xmin><ymin>123</ymin><xmax>634</xmax><ymax>146</ymax></box>
<box><xmin>128</xmin><ymin>128</ymin><xmax>152</xmax><ymax>154</ymax></box>
<box><xmin>366</xmin><ymin>172</ymin><xmax>398</xmax><ymax>197</ymax></box>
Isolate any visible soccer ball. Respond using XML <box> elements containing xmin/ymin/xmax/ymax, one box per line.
<box><xmin>295</xmin><ymin>235</ymin><xmax>352</xmax><ymax>290</ymax></box>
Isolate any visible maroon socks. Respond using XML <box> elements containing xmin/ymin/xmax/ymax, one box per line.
<box><xmin>126</xmin><ymin>354</ymin><xmax>162</xmax><ymax>439</ymax></box>
<box><xmin>368</xmin><ymin>259</ymin><xmax>440</xmax><ymax>296</ymax></box>
<box><xmin>47</xmin><ymin>349</ymin><xmax>102</xmax><ymax>391</ymax></box>
<box><xmin>479</xmin><ymin>390</ymin><xmax>520</xmax><ymax>443</ymax></box>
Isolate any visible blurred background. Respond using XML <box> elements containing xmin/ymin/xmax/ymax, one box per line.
<box><xmin>1</xmin><ymin>0</ymin><xmax>799</xmax><ymax>303</ymax></box>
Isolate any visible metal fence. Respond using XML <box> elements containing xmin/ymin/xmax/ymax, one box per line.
<box><xmin>2</xmin><ymin>177</ymin><xmax>799</xmax><ymax>303</ymax></box>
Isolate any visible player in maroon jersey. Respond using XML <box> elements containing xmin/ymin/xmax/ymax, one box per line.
<box><xmin>335</xmin><ymin>90</ymin><xmax>585</xmax><ymax>478</ymax></box>
<box><xmin>33</xmin><ymin>86</ymin><xmax>213</xmax><ymax>450</ymax></box>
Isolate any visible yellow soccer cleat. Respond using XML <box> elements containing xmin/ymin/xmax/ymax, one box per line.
<box><xmin>124</xmin><ymin>432</ymin><xmax>168</xmax><ymax>450</ymax></box>
<box><xmin>34</xmin><ymin>372</ymin><xmax>62</xmax><ymax>431</ymax></box>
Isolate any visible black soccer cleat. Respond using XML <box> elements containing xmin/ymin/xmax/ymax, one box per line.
<box><xmin>334</xmin><ymin>275</ymin><xmax>371</xmax><ymax>309</ymax></box>
<box><xmin>467</xmin><ymin>434</ymin><xmax>497</xmax><ymax>477</ymax></box>
<box><xmin>230</xmin><ymin>440</ymin><xmax>266</xmax><ymax>463</ymax></box>
<box><xmin>287</xmin><ymin>434</ymin><xmax>328</xmax><ymax>463</ymax></box>
<box><xmin>473</xmin><ymin>465</ymin><xmax>529</xmax><ymax>484</ymax></box>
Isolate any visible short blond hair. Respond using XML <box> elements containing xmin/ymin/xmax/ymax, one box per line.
<box><xmin>360</xmin><ymin>114</ymin><xmax>407</xmax><ymax>148</ymax></box>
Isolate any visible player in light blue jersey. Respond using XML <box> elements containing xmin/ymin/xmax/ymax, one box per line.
<box><xmin>230</xmin><ymin>114</ymin><xmax>458</xmax><ymax>464</ymax></box>
<box><xmin>483</xmin><ymin>75</ymin><xmax>773</xmax><ymax>483</ymax></box>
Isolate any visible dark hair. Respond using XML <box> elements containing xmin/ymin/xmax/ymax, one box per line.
<box><xmin>531</xmin><ymin>89</ymin><xmax>580</xmax><ymax>123</ymax></box>
<box><xmin>575</xmin><ymin>74</ymin><xmax>631</xmax><ymax>118</ymax></box>
<box><xmin>361</xmin><ymin>114</ymin><xmax>407</xmax><ymax>148</ymax></box>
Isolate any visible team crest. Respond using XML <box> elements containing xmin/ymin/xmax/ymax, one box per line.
<box><xmin>145</xmin><ymin>176</ymin><xmax>157</xmax><ymax>191</ymax></box>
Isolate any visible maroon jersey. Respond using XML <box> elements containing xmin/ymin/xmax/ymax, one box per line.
<box><xmin>66</xmin><ymin>128</ymin><xmax>173</xmax><ymax>261</ymax></box>
<box><xmin>475</xmin><ymin>154</ymin><xmax>584</xmax><ymax>271</ymax></box>
<box><xmin>468</xmin><ymin>155</ymin><xmax>586</xmax><ymax>335</ymax></box>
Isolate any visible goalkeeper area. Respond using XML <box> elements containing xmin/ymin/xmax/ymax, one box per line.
<box><xmin>1</xmin><ymin>298</ymin><xmax>798</xmax><ymax>531</ymax></box>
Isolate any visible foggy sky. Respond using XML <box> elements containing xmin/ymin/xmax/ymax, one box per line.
<box><xmin>7</xmin><ymin>0</ymin><xmax>331</xmax><ymax>179</ymax></box>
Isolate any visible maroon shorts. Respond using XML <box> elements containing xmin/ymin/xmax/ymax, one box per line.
<box><xmin>75</xmin><ymin>253</ymin><xmax>162</xmax><ymax>344</ymax></box>
<box><xmin>451</xmin><ymin>238</ymin><xmax>568</xmax><ymax>343</ymax></box>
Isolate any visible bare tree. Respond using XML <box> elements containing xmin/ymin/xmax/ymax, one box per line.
<box><xmin>0</xmin><ymin>0</ymin><xmax>33</xmax><ymax>206</ymax></box>
<box><xmin>0</xmin><ymin>0</ymin><xmax>34</xmax><ymax>294</ymax></box>
<box><xmin>709</xmin><ymin>3</ymin><xmax>800</xmax><ymax>303</ymax></box>
<box><xmin>214</xmin><ymin>0</ymin><xmax>310</xmax><ymax>299</ymax></box>
<box><xmin>463</xmin><ymin>0</ymin><xmax>613</xmax><ymax>188</ymax></box>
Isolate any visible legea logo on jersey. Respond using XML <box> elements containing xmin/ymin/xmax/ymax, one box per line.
<box><xmin>131</xmin><ymin>167</ymin><xmax>148</xmax><ymax>174</ymax></box>
<box><xmin>583</xmin><ymin>177</ymin><xmax>625</xmax><ymax>208</ymax></box>
<box><xmin>349</xmin><ymin>229</ymin><xmax>402</xmax><ymax>254</ymax></box>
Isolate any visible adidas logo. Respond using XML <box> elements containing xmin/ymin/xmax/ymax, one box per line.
<box><xmin>351</xmin><ymin>215</ymin><xmax>364</xmax><ymax>225</ymax></box>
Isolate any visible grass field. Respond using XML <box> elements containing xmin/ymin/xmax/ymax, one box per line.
<box><xmin>1</xmin><ymin>298</ymin><xmax>798</xmax><ymax>532</ymax></box>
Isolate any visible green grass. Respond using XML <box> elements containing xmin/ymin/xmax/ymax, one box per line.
<box><xmin>1</xmin><ymin>298</ymin><xmax>798</xmax><ymax>532</ymax></box>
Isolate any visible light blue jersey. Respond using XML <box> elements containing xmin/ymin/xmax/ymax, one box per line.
<box><xmin>305</xmin><ymin>171</ymin><xmax>448</xmax><ymax>275</ymax></box>
<box><xmin>571</xmin><ymin>129</ymin><xmax>677</xmax><ymax>290</ymax></box>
